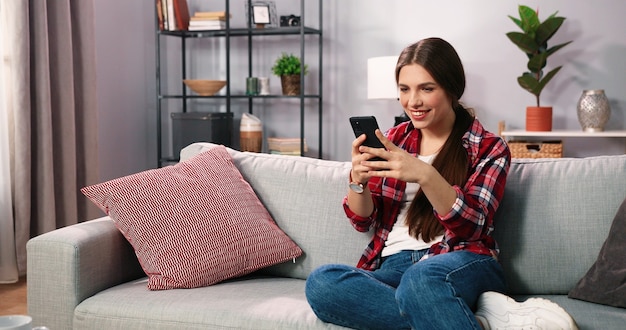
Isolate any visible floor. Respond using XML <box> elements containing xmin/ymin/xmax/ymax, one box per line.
<box><xmin>0</xmin><ymin>277</ymin><xmax>27</xmax><ymax>316</ymax></box>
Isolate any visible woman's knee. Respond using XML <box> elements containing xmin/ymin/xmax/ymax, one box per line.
<box><xmin>396</xmin><ymin>252</ymin><xmax>506</xmax><ymax>308</ymax></box>
<box><xmin>397</xmin><ymin>262</ymin><xmax>442</xmax><ymax>296</ymax></box>
<box><xmin>305</xmin><ymin>264</ymin><xmax>352</xmax><ymax>303</ymax></box>
<box><xmin>305</xmin><ymin>264</ymin><xmax>365</xmax><ymax>322</ymax></box>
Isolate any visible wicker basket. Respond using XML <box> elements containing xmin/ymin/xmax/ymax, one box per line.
<box><xmin>508</xmin><ymin>140</ymin><xmax>563</xmax><ymax>158</ymax></box>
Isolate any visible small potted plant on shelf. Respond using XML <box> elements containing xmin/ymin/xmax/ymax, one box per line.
<box><xmin>506</xmin><ymin>5</ymin><xmax>572</xmax><ymax>131</ymax></box>
<box><xmin>271</xmin><ymin>53</ymin><xmax>308</xmax><ymax>96</ymax></box>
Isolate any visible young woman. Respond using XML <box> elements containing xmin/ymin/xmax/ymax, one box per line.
<box><xmin>305</xmin><ymin>38</ymin><xmax>577</xmax><ymax>329</ymax></box>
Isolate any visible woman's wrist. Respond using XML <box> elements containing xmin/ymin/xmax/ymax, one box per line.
<box><xmin>349</xmin><ymin>169</ymin><xmax>367</xmax><ymax>185</ymax></box>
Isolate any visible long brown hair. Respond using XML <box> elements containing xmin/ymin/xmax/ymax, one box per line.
<box><xmin>396</xmin><ymin>38</ymin><xmax>475</xmax><ymax>242</ymax></box>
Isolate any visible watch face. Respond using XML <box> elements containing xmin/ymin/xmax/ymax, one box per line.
<box><xmin>349</xmin><ymin>182</ymin><xmax>364</xmax><ymax>194</ymax></box>
<box><xmin>253</xmin><ymin>6</ymin><xmax>271</xmax><ymax>24</ymax></box>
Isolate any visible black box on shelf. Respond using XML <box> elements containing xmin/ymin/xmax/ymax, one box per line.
<box><xmin>171</xmin><ymin>112</ymin><xmax>233</xmax><ymax>158</ymax></box>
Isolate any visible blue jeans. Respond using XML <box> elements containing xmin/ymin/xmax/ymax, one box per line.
<box><xmin>305</xmin><ymin>250</ymin><xmax>506</xmax><ymax>330</ymax></box>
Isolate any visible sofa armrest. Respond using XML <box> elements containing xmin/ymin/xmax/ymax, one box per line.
<box><xmin>27</xmin><ymin>217</ymin><xmax>144</xmax><ymax>330</ymax></box>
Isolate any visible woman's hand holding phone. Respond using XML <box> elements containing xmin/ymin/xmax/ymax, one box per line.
<box><xmin>349</xmin><ymin>116</ymin><xmax>386</xmax><ymax>162</ymax></box>
<box><xmin>350</xmin><ymin>116</ymin><xmax>391</xmax><ymax>181</ymax></box>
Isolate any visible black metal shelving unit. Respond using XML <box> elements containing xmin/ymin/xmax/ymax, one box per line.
<box><xmin>155</xmin><ymin>0</ymin><xmax>323</xmax><ymax>167</ymax></box>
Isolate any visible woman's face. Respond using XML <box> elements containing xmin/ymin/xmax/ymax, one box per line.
<box><xmin>398</xmin><ymin>64</ymin><xmax>455</xmax><ymax>134</ymax></box>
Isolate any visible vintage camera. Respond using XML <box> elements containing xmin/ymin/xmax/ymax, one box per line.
<box><xmin>280</xmin><ymin>15</ymin><xmax>301</xmax><ymax>27</ymax></box>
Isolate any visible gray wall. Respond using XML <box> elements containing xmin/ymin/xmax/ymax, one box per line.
<box><xmin>94</xmin><ymin>0</ymin><xmax>626</xmax><ymax>182</ymax></box>
<box><xmin>94</xmin><ymin>0</ymin><xmax>155</xmax><ymax>181</ymax></box>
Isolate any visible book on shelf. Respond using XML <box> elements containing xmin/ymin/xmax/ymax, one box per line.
<box><xmin>193</xmin><ymin>11</ymin><xmax>232</xmax><ymax>19</ymax></box>
<box><xmin>187</xmin><ymin>10</ymin><xmax>229</xmax><ymax>31</ymax></box>
<box><xmin>156</xmin><ymin>0</ymin><xmax>169</xmax><ymax>30</ymax></box>
<box><xmin>188</xmin><ymin>21</ymin><xmax>226</xmax><ymax>31</ymax></box>
<box><xmin>155</xmin><ymin>0</ymin><xmax>176</xmax><ymax>30</ymax></box>
<box><xmin>267</xmin><ymin>137</ymin><xmax>308</xmax><ymax>154</ymax></box>
<box><xmin>156</xmin><ymin>0</ymin><xmax>164</xmax><ymax>30</ymax></box>
<box><xmin>269</xmin><ymin>150</ymin><xmax>303</xmax><ymax>156</ymax></box>
<box><xmin>156</xmin><ymin>0</ymin><xmax>191</xmax><ymax>31</ymax></box>
<box><xmin>189</xmin><ymin>22</ymin><xmax>226</xmax><ymax>28</ymax></box>
<box><xmin>166</xmin><ymin>0</ymin><xmax>177</xmax><ymax>31</ymax></box>
<box><xmin>190</xmin><ymin>16</ymin><xmax>227</xmax><ymax>22</ymax></box>
<box><xmin>172</xmin><ymin>0</ymin><xmax>190</xmax><ymax>31</ymax></box>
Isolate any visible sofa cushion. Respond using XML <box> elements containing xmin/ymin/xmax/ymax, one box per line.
<box><xmin>568</xmin><ymin>196</ymin><xmax>626</xmax><ymax>308</ymax></box>
<box><xmin>513</xmin><ymin>295</ymin><xmax>626</xmax><ymax>330</ymax></box>
<box><xmin>81</xmin><ymin>146</ymin><xmax>302</xmax><ymax>290</ymax></box>
<box><xmin>74</xmin><ymin>276</ymin><xmax>347</xmax><ymax>329</ymax></box>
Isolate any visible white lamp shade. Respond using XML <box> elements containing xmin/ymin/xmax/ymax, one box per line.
<box><xmin>367</xmin><ymin>56</ymin><xmax>399</xmax><ymax>99</ymax></box>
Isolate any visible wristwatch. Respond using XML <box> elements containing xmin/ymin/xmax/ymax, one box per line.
<box><xmin>349</xmin><ymin>170</ymin><xmax>365</xmax><ymax>194</ymax></box>
<box><xmin>349</xmin><ymin>181</ymin><xmax>364</xmax><ymax>194</ymax></box>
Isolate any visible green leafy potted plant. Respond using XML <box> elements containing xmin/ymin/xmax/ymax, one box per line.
<box><xmin>507</xmin><ymin>5</ymin><xmax>572</xmax><ymax>131</ymax></box>
<box><xmin>271</xmin><ymin>53</ymin><xmax>308</xmax><ymax>96</ymax></box>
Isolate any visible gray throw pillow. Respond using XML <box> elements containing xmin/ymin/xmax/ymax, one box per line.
<box><xmin>568</xmin><ymin>196</ymin><xmax>626</xmax><ymax>308</ymax></box>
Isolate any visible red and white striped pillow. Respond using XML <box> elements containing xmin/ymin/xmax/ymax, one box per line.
<box><xmin>81</xmin><ymin>146</ymin><xmax>302</xmax><ymax>290</ymax></box>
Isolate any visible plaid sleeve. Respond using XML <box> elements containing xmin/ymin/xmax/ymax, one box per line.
<box><xmin>435</xmin><ymin>134</ymin><xmax>511</xmax><ymax>248</ymax></box>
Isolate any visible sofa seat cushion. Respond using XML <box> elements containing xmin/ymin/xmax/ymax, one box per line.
<box><xmin>512</xmin><ymin>295</ymin><xmax>626</xmax><ymax>330</ymax></box>
<box><xmin>73</xmin><ymin>276</ymin><xmax>348</xmax><ymax>330</ymax></box>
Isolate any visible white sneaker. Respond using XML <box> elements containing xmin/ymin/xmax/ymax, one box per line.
<box><xmin>475</xmin><ymin>291</ymin><xmax>578</xmax><ymax>330</ymax></box>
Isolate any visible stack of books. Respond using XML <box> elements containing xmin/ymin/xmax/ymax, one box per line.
<box><xmin>156</xmin><ymin>0</ymin><xmax>190</xmax><ymax>31</ymax></box>
<box><xmin>267</xmin><ymin>138</ymin><xmax>308</xmax><ymax>156</ymax></box>
<box><xmin>188</xmin><ymin>11</ymin><xmax>230</xmax><ymax>31</ymax></box>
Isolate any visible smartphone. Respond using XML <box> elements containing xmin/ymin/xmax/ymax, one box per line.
<box><xmin>349</xmin><ymin>116</ymin><xmax>385</xmax><ymax>160</ymax></box>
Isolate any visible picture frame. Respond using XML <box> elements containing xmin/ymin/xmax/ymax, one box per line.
<box><xmin>252</xmin><ymin>5</ymin><xmax>270</xmax><ymax>24</ymax></box>
<box><xmin>245</xmin><ymin>1</ymin><xmax>278</xmax><ymax>28</ymax></box>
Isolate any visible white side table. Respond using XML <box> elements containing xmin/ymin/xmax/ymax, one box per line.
<box><xmin>498</xmin><ymin>121</ymin><xmax>626</xmax><ymax>154</ymax></box>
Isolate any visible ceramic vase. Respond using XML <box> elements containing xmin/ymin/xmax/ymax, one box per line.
<box><xmin>577</xmin><ymin>89</ymin><xmax>611</xmax><ymax>132</ymax></box>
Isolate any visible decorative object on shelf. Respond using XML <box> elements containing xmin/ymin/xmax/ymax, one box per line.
<box><xmin>245</xmin><ymin>1</ymin><xmax>278</xmax><ymax>28</ymax></box>
<box><xmin>258</xmin><ymin>77</ymin><xmax>270</xmax><ymax>95</ymax></box>
<box><xmin>251</xmin><ymin>4</ymin><xmax>270</xmax><ymax>28</ymax></box>
<box><xmin>183</xmin><ymin>80</ymin><xmax>226</xmax><ymax>96</ymax></box>
<box><xmin>525</xmin><ymin>106</ymin><xmax>552</xmax><ymax>132</ymax></box>
<box><xmin>280</xmin><ymin>15</ymin><xmax>301</xmax><ymax>27</ymax></box>
<box><xmin>367</xmin><ymin>56</ymin><xmax>407</xmax><ymax>125</ymax></box>
<box><xmin>246</xmin><ymin>77</ymin><xmax>259</xmax><ymax>95</ymax></box>
<box><xmin>508</xmin><ymin>140</ymin><xmax>563</xmax><ymax>159</ymax></box>
<box><xmin>271</xmin><ymin>53</ymin><xmax>308</xmax><ymax>96</ymax></box>
<box><xmin>240</xmin><ymin>113</ymin><xmax>263</xmax><ymax>153</ymax></box>
<box><xmin>280</xmin><ymin>75</ymin><xmax>301</xmax><ymax>96</ymax></box>
<box><xmin>577</xmin><ymin>89</ymin><xmax>611</xmax><ymax>132</ymax></box>
<box><xmin>506</xmin><ymin>5</ymin><xmax>573</xmax><ymax>131</ymax></box>
<box><xmin>171</xmin><ymin>112</ymin><xmax>233</xmax><ymax>158</ymax></box>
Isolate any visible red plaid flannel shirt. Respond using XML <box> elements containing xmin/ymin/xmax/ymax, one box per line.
<box><xmin>343</xmin><ymin>118</ymin><xmax>511</xmax><ymax>270</ymax></box>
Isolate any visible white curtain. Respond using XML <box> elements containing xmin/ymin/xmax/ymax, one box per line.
<box><xmin>0</xmin><ymin>0</ymin><xmax>20</xmax><ymax>284</ymax></box>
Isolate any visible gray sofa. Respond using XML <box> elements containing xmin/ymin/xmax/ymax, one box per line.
<box><xmin>27</xmin><ymin>142</ymin><xmax>626</xmax><ymax>329</ymax></box>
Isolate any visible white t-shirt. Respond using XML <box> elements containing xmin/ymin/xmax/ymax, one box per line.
<box><xmin>381</xmin><ymin>153</ymin><xmax>444</xmax><ymax>257</ymax></box>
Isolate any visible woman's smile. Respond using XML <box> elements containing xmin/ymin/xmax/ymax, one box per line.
<box><xmin>409</xmin><ymin>109</ymin><xmax>431</xmax><ymax>120</ymax></box>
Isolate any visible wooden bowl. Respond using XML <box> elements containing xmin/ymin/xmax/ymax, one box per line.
<box><xmin>183</xmin><ymin>80</ymin><xmax>227</xmax><ymax>96</ymax></box>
